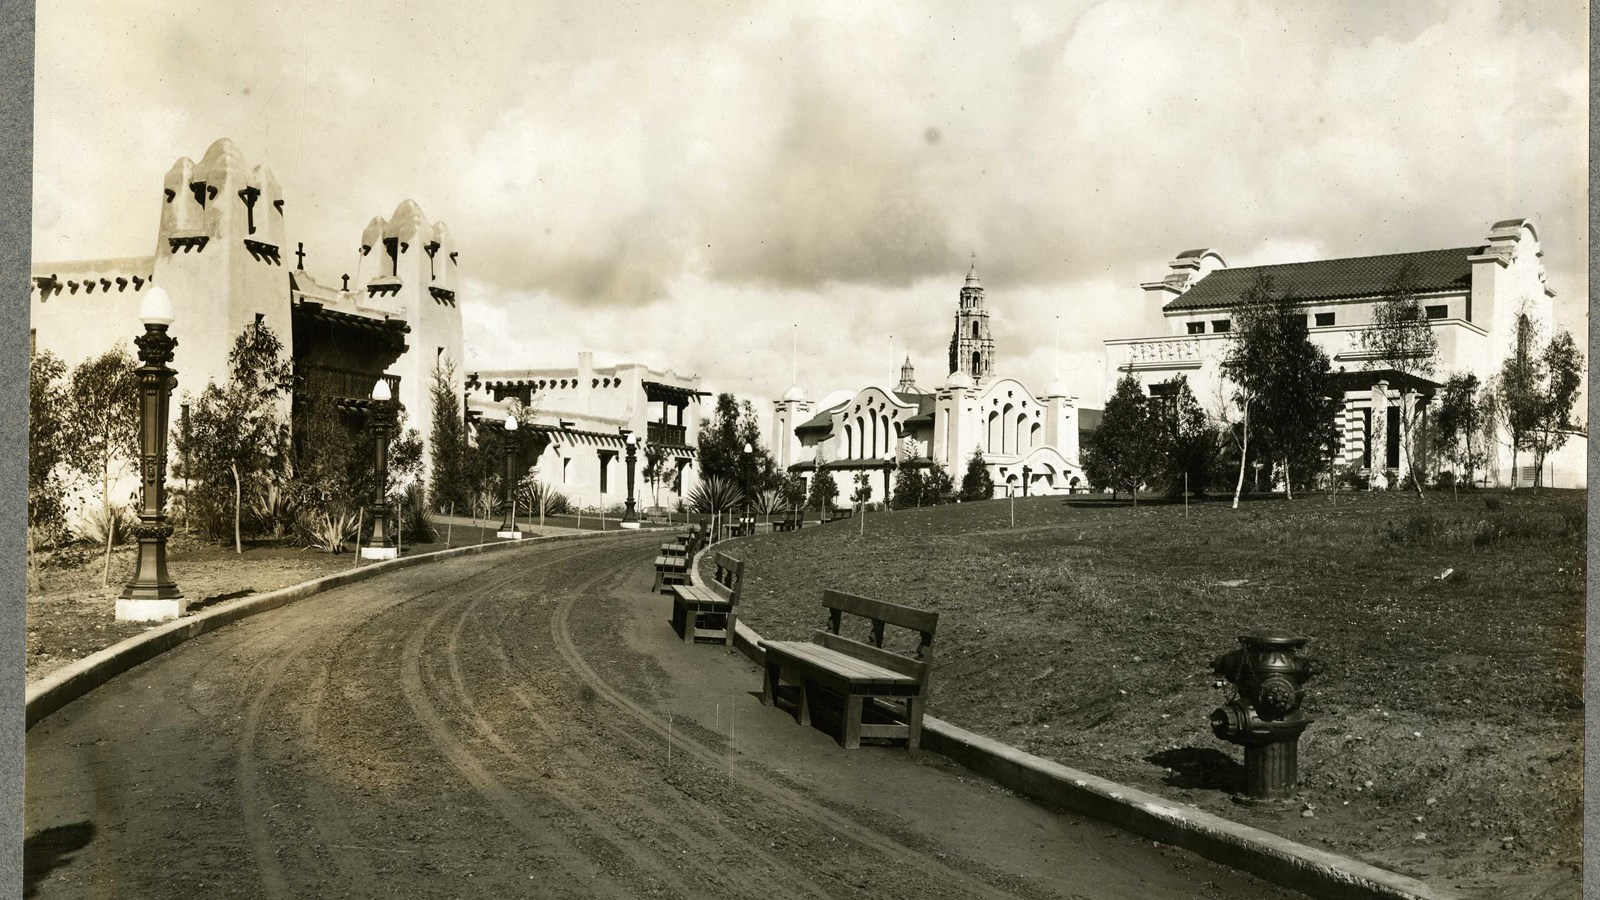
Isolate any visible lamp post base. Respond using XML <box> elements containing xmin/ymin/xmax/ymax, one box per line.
<box><xmin>360</xmin><ymin>545</ymin><xmax>398</xmax><ymax>560</ymax></box>
<box><xmin>496</xmin><ymin>530</ymin><xmax>524</xmax><ymax>540</ymax></box>
<box><xmin>115</xmin><ymin>597</ymin><xmax>185</xmax><ymax>622</ymax></box>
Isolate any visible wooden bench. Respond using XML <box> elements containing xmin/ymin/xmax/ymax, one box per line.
<box><xmin>827</xmin><ymin>507</ymin><xmax>854</xmax><ymax>522</ymax></box>
<box><xmin>652</xmin><ymin>526</ymin><xmax>701</xmax><ymax>594</ymax></box>
<box><xmin>759</xmin><ymin>591</ymin><xmax>938</xmax><ymax>749</ymax></box>
<box><xmin>669</xmin><ymin>551</ymin><xmax>743</xmax><ymax>644</ymax></box>
<box><xmin>643</xmin><ymin>506</ymin><xmax>671</xmax><ymax>525</ymax></box>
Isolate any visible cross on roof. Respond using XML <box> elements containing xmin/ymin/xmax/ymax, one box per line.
<box><xmin>295</xmin><ymin>242</ymin><xmax>306</xmax><ymax>268</ymax></box>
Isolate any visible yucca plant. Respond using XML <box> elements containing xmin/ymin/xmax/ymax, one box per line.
<box><xmin>688</xmin><ymin>475</ymin><xmax>745</xmax><ymax>538</ymax></box>
<box><xmin>751</xmin><ymin>488</ymin><xmax>787</xmax><ymax>516</ymax></box>
<box><xmin>301</xmin><ymin>509</ymin><xmax>357</xmax><ymax>553</ymax></box>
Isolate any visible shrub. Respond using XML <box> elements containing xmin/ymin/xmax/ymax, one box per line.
<box><xmin>77</xmin><ymin>498</ymin><xmax>134</xmax><ymax>547</ymax></box>
<box><xmin>688</xmin><ymin>475</ymin><xmax>744</xmax><ymax>514</ymax></box>
<box><xmin>1434</xmin><ymin>470</ymin><xmax>1457</xmax><ymax>492</ymax></box>
<box><xmin>297</xmin><ymin>509</ymin><xmax>357</xmax><ymax>553</ymax></box>
<box><xmin>751</xmin><ymin>488</ymin><xmax>788</xmax><ymax>515</ymax></box>
<box><xmin>396</xmin><ymin>483</ymin><xmax>438</xmax><ymax>544</ymax></box>
<box><xmin>248</xmin><ymin>483</ymin><xmax>296</xmax><ymax>540</ymax></box>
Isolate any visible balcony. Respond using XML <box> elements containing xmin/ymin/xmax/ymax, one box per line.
<box><xmin>303</xmin><ymin>364</ymin><xmax>401</xmax><ymax>404</ymax></box>
<box><xmin>648</xmin><ymin>421</ymin><xmax>688</xmax><ymax>446</ymax></box>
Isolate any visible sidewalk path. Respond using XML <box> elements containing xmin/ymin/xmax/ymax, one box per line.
<box><xmin>24</xmin><ymin>533</ymin><xmax>1301</xmax><ymax>899</ymax></box>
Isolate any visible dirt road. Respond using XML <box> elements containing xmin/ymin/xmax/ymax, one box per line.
<box><xmin>25</xmin><ymin>534</ymin><xmax>1301</xmax><ymax>898</ymax></box>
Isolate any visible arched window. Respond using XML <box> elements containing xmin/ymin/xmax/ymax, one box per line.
<box><xmin>971</xmin><ymin>350</ymin><xmax>980</xmax><ymax>376</ymax></box>
<box><xmin>987</xmin><ymin>411</ymin><xmax>1001</xmax><ymax>452</ymax></box>
<box><xmin>857</xmin><ymin>416</ymin><xmax>867</xmax><ymax>458</ymax></box>
<box><xmin>870</xmin><ymin>415</ymin><xmax>878</xmax><ymax>459</ymax></box>
<box><xmin>844</xmin><ymin>423</ymin><xmax>854</xmax><ymax>459</ymax></box>
<box><xmin>1029</xmin><ymin>422</ymin><xmax>1042</xmax><ymax>450</ymax></box>
<box><xmin>972</xmin><ymin>321</ymin><xmax>980</xmax><ymax>338</ymax></box>
<box><xmin>1002</xmin><ymin>403</ymin><xmax>1014</xmax><ymax>454</ymax></box>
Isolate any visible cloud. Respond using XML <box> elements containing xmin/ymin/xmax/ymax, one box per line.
<box><xmin>32</xmin><ymin>0</ymin><xmax>1589</xmax><ymax>415</ymax></box>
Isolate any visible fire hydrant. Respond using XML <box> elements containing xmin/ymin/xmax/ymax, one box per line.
<box><xmin>1210</xmin><ymin>630</ymin><xmax>1320</xmax><ymax>803</ymax></box>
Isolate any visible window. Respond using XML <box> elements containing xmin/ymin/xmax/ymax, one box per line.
<box><xmin>1386</xmin><ymin>406</ymin><xmax>1401</xmax><ymax>469</ymax></box>
<box><xmin>1315</xmin><ymin>312</ymin><xmax>1335</xmax><ymax>327</ymax></box>
<box><xmin>1425</xmin><ymin>304</ymin><xmax>1447</xmax><ymax>320</ymax></box>
<box><xmin>1186</xmin><ymin>321</ymin><xmax>1204</xmax><ymax>334</ymax></box>
<box><xmin>1211</xmin><ymin>319</ymin><xmax>1231</xmax><ymax>333</ymax></box>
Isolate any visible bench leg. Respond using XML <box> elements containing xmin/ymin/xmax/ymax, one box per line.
<box><xmin>761</xmin><ymin>661</ymin><xmax>779</xmax><ymax>707</ymax></box>
<box><xmin>796</xmin><ymin>679</ymin><xmax>811</xmax><ymax>727</ymax></box>
<box><xmin>841</xmin><ymin>695</ymin><xmax>864</xmax><ymax>749</ymax></box>
<box><xmin>905</xmin><ymin>696</ymin><xmax>924</xmax><ymax>751</ymax></box>
<box><xmin>653</xmin><ymin>570</ymin><xmax>663</xmax><ymax>592</ymax></box>
<box><xmin>682</xmin><ymin>608</ymin><xmax>697</xmax><ymax>643</ymax></box>
<box><xmin>723</xmin><ymin>610</ymin><xmax>737</xmax><ymax>647</ymax></box>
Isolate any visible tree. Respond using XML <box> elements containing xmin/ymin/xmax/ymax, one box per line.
<box><xmin>851</xmin><ymin>470</ymin><xmax>873</xmax><ymax>535</ymax></box>
<box><xmin>1434</xmin><ymin>373</ymin><xmax>1486</xmax><ymax>495</ymax></box>
<box><xmin>642</xmin><ymin>443</ymin><xmax>668</xmax><ymax>509</ymax></box>
<box><xmin>893</xmin><ymin>465</ymin><xmax>926</xmax><ymax>509</ymax></box>
<box><xmin>1491</xmin><ymin>315</ymin><xmax>1538</xmax><ymax>488</ymax></box>
<box><xmin>1529</xmin><ymin>328</ymin><xmax>1584</xmax><ymax>485</ymax></box>
<box><xmin>29</xmin><ymin>351</ymin><xmax>72</xmax><ymax>581</ymax></box>
<box><xmin>959</xmin><ymin>448</ymin><xmax>995</xmax><ymax>502</ymax></box>
<box><xmin>1358</xmin><ymin>263</ymin><xmax>1439</xmax><ymax>496</ymax></box>
<box><xmin>179</xmin><ymin>321</ymin><xmax>293</xmax><ymax>553</ymax></box>
<box><xmin>1153</xmin><ymin>375</ymin><xmax>1218</xmax><ymax>497</ymax></box>
<box><xmin>925</xmin><ymin>461</ymin><xmax>954</xmax><ymax>503</ymax></box>
<box><xmin>1082</xmin><ymin>374</ymin><xmax>1164</xmax><ymax>504</ymax></box>
<box><xmin>427</xmin><ymin>358</ymin><xmax>472</xmax><ymax>514</ymax></box>
<box><xmin>64</xmin><ymin>347</ymin><xmax>141</xmax><ymax>584</ymax></box>
<box><xmin>807</xmin><ymin>467</ymin><xmax>838</xmax><ymax>515</ymax></box>
<box><xmin>697</xmin><ymin>392</ymin><xmax>779</xmax><ymax>490</ymax></box>
<box><xmin>1221</xmin><ymin>273</ymin><xmax>1336</xmax><ymax>503</ymax></box>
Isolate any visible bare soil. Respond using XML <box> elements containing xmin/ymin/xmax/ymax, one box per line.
<box><xmin>24</xmin><ymin>516</ymin><xmax>577</xmax><ymax>683</ymax></box>
<box><xmin>715</xmin><ymin>489</ymin><xmax>1584</xmax><ymax>900</ymax></box>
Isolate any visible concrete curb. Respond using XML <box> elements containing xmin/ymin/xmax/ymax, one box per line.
<box><xmin>25</xmin><ymin>529</ymin><xmax>623</xmax><ymax>730</ymax></box>
<box><xmin>699</xmin><ymin>556</ymin><xmax>1457</xmax><ymax>900</ymax></box>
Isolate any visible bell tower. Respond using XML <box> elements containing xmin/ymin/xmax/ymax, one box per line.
<box><xmin>946</xmin><ymin>257</ymin><xmax>994</xmax><ymax>386</ymax></box>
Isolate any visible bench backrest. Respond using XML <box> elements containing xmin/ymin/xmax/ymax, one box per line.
<box><xmin>708</xmin><ymin>552</ymin><xmax>744</xmax><ymax>602</ymax></box>
<box><xmin>812</xmin><ymin>590</ymin><xmax>938</xmax><ymax>686</ymax></box>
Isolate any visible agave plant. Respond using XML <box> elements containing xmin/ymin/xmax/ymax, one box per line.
<box><xmin>302</xmin><ymin>509</ymin><xmax>357</xmax><ymax>553</ymax></box>
<box><xmin>750</xmin><ymin>488</ymin><xmax>788</xmax><ymax>516</ymax></box>
<box><xmin>687</xmin><ymin>476</ymin><xmax>744</xmax><ymax>514</ymax></box>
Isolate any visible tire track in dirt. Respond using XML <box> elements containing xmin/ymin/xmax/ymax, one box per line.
<box><xmin>545</xmin><ymin>563</ymin><xmax>1042</xmax><ymax>900</ymax></box>
<box><xmin>236</xmin><ymin>542</ymin><xmax>624</xmax><ymax>897</ymax></box>
<box><xmin>449</xmin><ymin>554</ymin><xmax>837</xmax><ymax>899</ymax></box>
<box><xmin>395</xmin><ymin>538</ymin><xmax>692</xmax><ymax>896</ymax></box>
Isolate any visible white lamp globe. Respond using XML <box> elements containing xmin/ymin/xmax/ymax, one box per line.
<box><xmin>371</xmin><ymin>379</ymin><xmax>392</xmax><ymax>402</ymax></box>
<box><xmin>742</xmin><ymin>442</ymin><xmax>753</xmax><ymax>454</ymax></box>
<box><xmin>505</xmin><ymin>415</ymin><xmax>519</xmax><ymax>431</ymax></box>
<box><xmin>139</xmin><ymin>285</ymin><xmax>175</xmax><ymax>327</ymax></box>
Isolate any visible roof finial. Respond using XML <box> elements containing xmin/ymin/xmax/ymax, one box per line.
<box><xmin>965</xmin><ymin>252</ymin><xmax>980</xmax><ymax>287</ymax></box>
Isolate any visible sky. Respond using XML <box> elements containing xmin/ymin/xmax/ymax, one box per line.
<box><xmin>32</xmin><ymin>0</ymin><xmax>1589</xmax><ymax>424</ymax></box>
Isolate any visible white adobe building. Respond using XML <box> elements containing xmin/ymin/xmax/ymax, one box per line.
<box><xmin>468</xmin><ymin>352</ymin><xmax>706</xmax><ymax>511</ymax></box>
<box><xmin>774</xmin><ymin>265</ymin><xmax>1097</xmax><ymax>504</ymax></box>
<box><xmin>30</xmin><ymin>137</ymin><xmax>468</xmax><ymax>509</ymax></box>
<box><xmin>1104</xmin><ymin>217</ymin><xmax>1584</xmax><ymax>488</ymax></box>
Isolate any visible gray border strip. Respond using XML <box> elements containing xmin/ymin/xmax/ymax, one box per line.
<box><xmin>694</xmin><ymin>550</ymin><xmax>1457</xmax><ymax>900</ymax></box>
<box><xmin>25</xmin><ymin>530</ymin><xmax>620</xmax><ymax>729</ymax></box>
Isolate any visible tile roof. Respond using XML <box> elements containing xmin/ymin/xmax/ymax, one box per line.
<box><xmin>1164</xmin><ymin>247</ymin><xmax>1480</xmax><ymax>312</ymax></box>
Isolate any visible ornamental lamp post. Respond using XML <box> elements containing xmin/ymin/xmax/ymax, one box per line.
<box><xmin>497</xmin><ymin>414</ymin><xmax>523</xmax><ymax>539</ymax></box>
<box><xmin>1022</xmin><ymin>465</ymin><xmax>1031</xmax><ymax>498</ymax></box>
<box><xmin>117</xmin><ymin>286</ymin><xmax>184</xmax><ymax>621</ymax></box>
<box><xmin>621</xmin><ymin>431</ymin><xmax>641</xmax><ymax>529</ymax></box>
<box><xmin>360</xmin><ymin>378</ymin><xmax>398</xmax><ymax>560</ymax></box>
<box><xmin>742</xmin><ymin>442</ymin><xmax>753</xmax><ymax>533</ymax></box>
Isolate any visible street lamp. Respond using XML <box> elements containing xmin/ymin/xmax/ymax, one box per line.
<box><xmin>497</xmin><ymin>414</ymin><xmax>523</xmax><ymax>539</ymax></box>
<box><xmin>1022</xmin><ymin>464</ymin><xmax>1031</xmax><ymax>498</ymax></box>
<box><xmin>361</xmin><ymin>378</ymin><xmax>398</xmax><ymax>560</ymax></box>
<box><xmin>621</xmin><ymin>430</ymin><xmax>641</xmax><ymax>529</ymax></box>
<box><xmin>742</xmin><ymin>441</ymin><xmax>753</xmax><ymax>534</ymax></box>
<box><xmin>117</xmin><ymin>286</ymin><xmax>184</xmax><ymax>621</ymax></box>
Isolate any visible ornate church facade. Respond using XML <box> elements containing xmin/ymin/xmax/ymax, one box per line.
<box><xmin>773</xmin><ymin>265</ymin><xmax>1094</xmax><ymax>505</ymax></box>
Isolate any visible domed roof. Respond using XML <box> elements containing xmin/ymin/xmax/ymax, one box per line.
<box><xmin>943</xmin><ymin>370</ymin><xmax>974</xmax><ymax>390</ymax></box>
<box><xmin>782</xmin><ymin>383</ymin><xmax>807</xmax><ymax>402</ymax></box>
